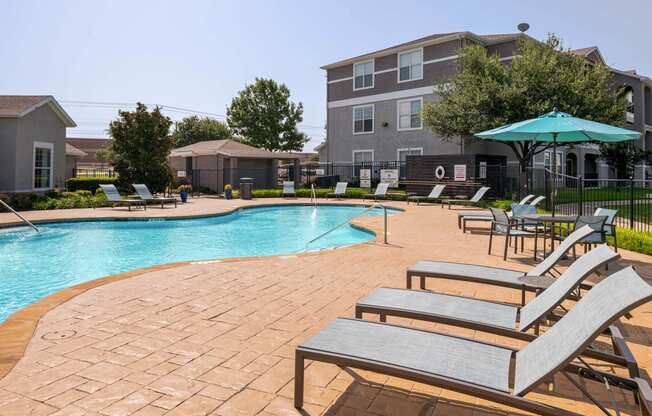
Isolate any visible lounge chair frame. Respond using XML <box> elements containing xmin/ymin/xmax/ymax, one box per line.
<box><xmin>326</xmin><ymin>182</ymin><xmax>348</xmax><ymax>199</ymax></box>
<box><xmin>442</xmin><ymin>186</ymin><xmax>490</xmax><ymax>209</ymax></box>
<box><xmin>133</xmin><ymin>184</ymin><xmax>177</xmax><ymax>208</ymax></box>
<box><xmin>406</xmin><ymin>184</ymin><xmax>446</xmax><ymax>205</ymax></box>
<box><xmin>99</xmin><ymin>184</ymin><xmax>146</xmax><ymax>211</ymax></box>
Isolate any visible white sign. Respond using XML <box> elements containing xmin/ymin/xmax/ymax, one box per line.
<box><xmin>380</xmin><ymin>169</ymin><xmax>399</xmax><ymax>188</ymax></box>
<box><xmin>360</xmin><ymin>169</ymin><xmax>371</xmax><ymax>188</ymax></box>
<box><xmin>177</xmin><ymin>170</ymin><xmax>186</xmax><ymax>177</ymax></box>
<box><xmin>315</xmin><ymin>169</ymin><xmax>325</xmax><ymax>175</ymax></box>
<box><xmin>454</xmin><ymin>165</ymin><xmax>467</xmax><ymax>181</ymax></box>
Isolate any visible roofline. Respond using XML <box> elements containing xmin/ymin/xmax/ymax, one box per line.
<box><xmin>0</xmin><ymin>96</ymin><xmax>77</xmax><ymax>127</ymax></box>
<box><xmin>320</xmin><ymin>31</ymin><xmax>534</xmax><ymax>70</ymax></box>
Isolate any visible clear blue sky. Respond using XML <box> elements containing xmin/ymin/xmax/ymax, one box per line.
<box><xmin>1</xmin><ymin>0</ymin><xmax>650</xmax><ymax>151</ymax></box>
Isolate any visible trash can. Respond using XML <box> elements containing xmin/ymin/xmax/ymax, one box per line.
<box><xmin>240</xmin><ymin>177</ymin><xmax>253</xmax><ymax>200</ymax></box>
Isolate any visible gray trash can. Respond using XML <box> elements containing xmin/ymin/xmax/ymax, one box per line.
<box><xmin>240</xmin><ymin>177</ymin><xmax>253</xmax><ymax>200</ymax></box>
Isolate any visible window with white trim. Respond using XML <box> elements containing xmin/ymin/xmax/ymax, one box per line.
<box><xmin>34</xmin><ymin>142</ymin><xmax>53</xmax><ymax>190</ymax></box>
<box><xmin>544</xmin><ymin>151</ymin><xmax>563</xmax><ymax>172</ymax></box>
<box><xmin>397</xmin><ymin>148</ymin><xmax>422</xmax><ymax>162</ymax></box>
<box><xmin>353</xmin><ymin>60</ymin><xmax>374</xmax><ymax>90</ymax></box>
<box><xmin>398</xmin><ymin>49</ymin><xmax>422</xmax><ymax>82</ymax></box>
<box><xmin>353</xmin><ymin>105</ymin><xmax>374</xmax><ymax>134</ymax></box>
<box><xmin>397</xmin><ymin>98</ymin><xmax>422</xmax><ymax>130</ymax></box>
<box><xmin>479</xmin><ymin>161</ymin><xmax>487</xmax><ymax>179</ymax></box>
<box><xmin>353</xmin><ymin>150</ymin><xmax>373</xmax><ymax>163</ymax></box>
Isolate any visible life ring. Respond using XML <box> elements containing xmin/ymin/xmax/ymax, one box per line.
<box><xmin>435</xmin><ymin>165</ymin><xmax>445</xmax><ymax>180</ymax></box>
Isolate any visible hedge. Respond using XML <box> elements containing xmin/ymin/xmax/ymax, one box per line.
<box><xmin>66</xmin><ymin>177</ymin><xmax>119</xmax><ymax>193</ymax></box>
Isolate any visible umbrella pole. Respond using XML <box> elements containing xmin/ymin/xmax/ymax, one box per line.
<box><xmin>551</xmin><ymin>133</ymin><xmax>557</xmax><ymax>216</ymax></box>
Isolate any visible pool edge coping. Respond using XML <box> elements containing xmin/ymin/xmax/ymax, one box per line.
<box><xmin>0</xmin><ymin>201</ymin><xmax>395</xmax><ymax>380</ymax></box>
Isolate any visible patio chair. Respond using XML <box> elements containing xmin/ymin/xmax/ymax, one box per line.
<box><xmin>363</xmin><ymin>183</ymin><xmax>389</xmax><ymax>201</ymax></box>
<box><xmin>552</xmin><ymin>215</ymin><xmax>608</xmax><ymax>256</ymax></box>
<box><xmin>133</xmin><ymin>184</ymin><xmax>178</xmax><ymax>208</ymax></box>
<box><xmin>457</xmin><ymin>194</ymin><xmax>538</xmax><ymax>232</ymax></box>
<box><xmin>357</xmin><ymin>245</ymin><xmax>619</xmax><ymax>340</ymax></box>
<box><xmin>595</xmin><ymin>207</ymin><xmax>618</xmax><ymax>251</ymax></box>
<box><xmin>406</xmin><ymin>184</ymin><xmax>445</xmax><ymax>205</ymax></box>
<box><xmin>442</xmin><ymin>186</ymin><xmax>490</xmax><ymax>209</ymax></box>
<box><xmin>282</xmin><ymin>181</ymin><xmax>296</xmax><ymax>197</ymax></box>
<box><xmin>488</xmin><ymin>207</ymin><xmax>538</xmax><ymax>260</ymax></box>
<box><xmin>99</xmin><ymin>184</ymin><xmax>146</xmax><ymax>211</ymax></box>
<box><xmin>326</xmin><ymin>182</ymin><xmax>348</xmax><ymax>199</ymax></box>
<box><xmin>296</xmin><ymin>267</ymin><xmax>652</xmax><ymax>416</ymax></box>
<box><xmin>406</xmin><ymin>225</ymin><xmax>595</xmax><ymax>305</ymax></box>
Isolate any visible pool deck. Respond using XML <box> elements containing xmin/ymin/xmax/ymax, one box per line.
<box><xmin>0</xmin><ymin>197</ymin><xmax>651</xmax><ymax>415</ymax></box>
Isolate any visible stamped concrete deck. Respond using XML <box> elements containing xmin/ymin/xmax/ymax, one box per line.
<box><xmin>0</xmin><ymin>198</ymin><xmax>651</xmax><ymax>415</ymax></box>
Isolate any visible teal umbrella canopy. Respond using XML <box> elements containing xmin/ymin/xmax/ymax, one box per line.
<box><xmin>474</xmin><ymin>111</ymin><xmax>640</xmax><ymax>143</ymax></box>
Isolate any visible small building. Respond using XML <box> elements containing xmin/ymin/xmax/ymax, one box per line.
<box><xmin>65</xmin><ymin>137</ymin><xmax>112</xmax><ymax>167</ymax></box>
<box><xmin>0</xmin><ymin>96</ymin><xmax>77</xmax><ymax>193</ymax></box>
<box><xmin>169</xmin><ymin>139</ymin><xmax>301</xmax><ymax>193</ymax></box>
<box><xmin>65</xmin><ymin>143</ymin><xmax>87</xmax><ymax>180</ymax></box>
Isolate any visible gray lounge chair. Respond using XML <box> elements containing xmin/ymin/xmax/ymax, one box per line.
<box><xmin>406</xmin><ymin>184</ymin><xmax>445</xmax><ymax>205</ymax></box>
<box><xmin>133</xmin><ymin>184</ymin><xmax>177</xmax><ymax>208</ymax></box>
<box><xmin>458</xmin><ymin>194</ymin><xmax>539</xmax><ymax>231</ymax></box>
<box><xmin>407</xmin><ymin>225</ymin><xmax>595</xmax><ymax>305</ymax></box>
<box><xmin>99</xmin><ymin>184</ymin><xmax>146</xmax><ymax>211</ymax></box>
<box><xmin>363</xmin><ymin>183</ymin><xmax>389</xmax><ymax>201</ymax></box>
<box><xmin>442</xmin><ymin>186</ymin><xmax>490</xmax><ymax>209</ymax></box>
<box><xmin>529</xmin><ymin>195</ymin><xmax>546</xmax><ymax>207</ymax></box>
<box><xmin>282</xmin><ymin>181</ymin><xmax>296</xmax><ymax>197</ymax></box>
<box><xmin>326</xmin><ymin>182</ymin><xmax>348</xmax><ymax>199</ymax></box>
<box><xmin>357</xmin><ymin>245</ymin><xmax>619</xmax><ymax>340</ymax></box>
<box><xmin>296</xmin><ymin>267</ymin><xmax>652</xmax><ymax>416</ymax></box>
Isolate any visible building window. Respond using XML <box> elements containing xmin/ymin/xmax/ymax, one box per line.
<box><xmin>353</xmin><ymin>150</ymin><xmax>374</xmax><ymax>163</ymax></box>
<box><xmin>397</xmin><ymin>148</ymin><xmax>423</xmax><ymax>162</ymax></box>
<box><xmin>33</xmin><ymin>142</ymin><xmax>53</xmax><ymax>190</ymax></box>
<box><xmin>353</xmin><ymin>105</ymin><xmax>374</xmax><ymax>134</ymax></box>
<box><xmin>353</xmin><ymin>60</ymin><xmax>374</xmax><ymax>90</ymax></box>
<box><xmin>544</xmin><ymin>151</ymin><xmax>563</xmax><ymax>173</ymax></box>
<box><xmin>479</xmin><ymin>161</ymin><xmax>487</xmax><ymax>179</ymax></box>
<box><xmin>625</xmin><ymin>88</ymin><xmax>635</xmax><ymax>123</ymax></box>
<box><xmin>398</xmin><ymin>49</ymin><xmax>423</xmax><ymax>82</ymax></box>
<box><xmin>397</xmin><ymin>98</ymin><xmax>423</xmax><ymax>130</ymax></box>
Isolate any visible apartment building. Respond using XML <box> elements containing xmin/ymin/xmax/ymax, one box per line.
<box><xmin>319</xmin><ymin>31</ymin><xmax>652</xmax><ymax>179</ymax></box>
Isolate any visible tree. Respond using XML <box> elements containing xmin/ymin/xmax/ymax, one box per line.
<box><xmin>599</xmin><ymin>142</ymin><xmax>650</xmax><ymax>178</ymax></box>
<box><xmin>227</xmin><ymin>78</ymin><xmax>308</xmax><ymax>151</ymax></box>
<box><xmin>109</xmin><ymin>103</ymin><xmax>174</xmax><ymax>192</ymax></box>
<box><xmin>95</xmin><ymin>147</ymin><xmax>111</xmax><ymax>168</ymax></box>
<box><xmin>422</xmin><ymin>34</ymin><xmax>628</xmax><ymax>188</ymax></box>
<box><xmin>172</xmin><ymin>116</ymin><xmax>231</xmax><ymax>148</ymax></box>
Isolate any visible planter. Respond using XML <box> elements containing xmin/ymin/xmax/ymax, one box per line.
<box><xmin>180</xmin><ymin>191</ymin><xmax>188</xmax><ymax>203</ymax></box>
<box><xmin>225</xmin><ymin>189</ymin><xmax>232</xmax><ymax>200</ymax></box>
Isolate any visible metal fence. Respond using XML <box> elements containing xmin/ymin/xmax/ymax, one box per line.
<box><xmin>73</xmin><ymin>167</ymin><xmax>115</xmax><ymax>177</ymax></box>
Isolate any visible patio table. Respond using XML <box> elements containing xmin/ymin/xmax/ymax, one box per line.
<box><xmin>522</xmin><ymin>214</ymin><xmax>577</xmax><ymax>257</ymax></box>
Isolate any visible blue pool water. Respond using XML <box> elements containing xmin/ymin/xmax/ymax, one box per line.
<box><xmin>0</xmin><ymin>205</ymin><xmax>391</xmax><ymax>322</ymax></box>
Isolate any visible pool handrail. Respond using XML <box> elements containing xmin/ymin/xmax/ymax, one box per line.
<box><xmin>0</xmin><ymin>199</ymin><xmax>39</xmax><ymax>232</ymax></box>
<box><xmin>303</xmin><ymin>204</ymin><xmax>387</xmax><ymax>252</ymax></box>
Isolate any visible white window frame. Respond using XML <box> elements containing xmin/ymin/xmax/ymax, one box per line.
<box><xmin>352</xmin><ymin>104</ymin><xmax>374</xmax><ymax>135</ymax></box>
<box><xmin>352</xmin><ymin>149</ymin><xmax>374</xmax><ymax>163</ymax></box>
<box><xmin>397</xmin><ymin>48</ymin><xmax>424</xmax><ymax>83</ymax></box>
<box><xmin>33</xmin><ymin>141</ymin><xmax>54</xmax><ymax>191</ymax></box>
<box><xmin>544</xmin><ymin>151</ymin><xmax>564</xmax><ymax>172</ymax></box>
<box><xmin>396</xmin><ymin>97</ymin><xmax>423</xmax><ymax>131</ymax></box>
<box><xmin>396</xmin><ymin>147</ymin><xmax>423</xmax><ymax>162</ymax></box>
<box><xmin>353</xmin><ymin>59</ymin><xmax>375</xmax><ymax>91</ymax></box>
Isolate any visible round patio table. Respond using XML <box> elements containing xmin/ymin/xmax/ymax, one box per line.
<box><xmin>522</xmin><ymin>214</ymin><xmax>578</xmax><ymax>257</ymax></box>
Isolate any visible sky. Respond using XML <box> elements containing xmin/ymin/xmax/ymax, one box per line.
<box><xmin>1</xmin><ymin>0</ymin><xmax>650</xmax><ymax>152</ymax></box>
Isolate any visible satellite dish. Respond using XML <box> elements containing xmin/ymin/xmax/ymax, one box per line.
<box><xmin>517</xmin><ymin>23</ymin><xmax>530</xmax><ymax>33</ymax></box>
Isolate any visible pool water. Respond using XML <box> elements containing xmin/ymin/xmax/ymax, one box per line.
<box><xmin>0</xmin><ymin>205</ymin><xmax>390</xmax><ymax>322</ymax></box>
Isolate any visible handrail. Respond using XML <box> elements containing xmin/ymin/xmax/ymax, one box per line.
<box><xmin>303</xmin><ymin>204</ymin><xmax>387</xmax><ymax>252</ymax></box>
<box><xmin>0</xmin><ymin>199</ymin><xmax>39</xmax><ymax>232</ymax></box>
<box><xmin>310</xmin><ymin>184</ymin><xmax>317</xmax><ymax>206</ymax></box>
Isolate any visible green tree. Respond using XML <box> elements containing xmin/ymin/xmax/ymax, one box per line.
<box><xmin>422</xmin><ymin>34</ymin><xmax>628</xmax><ymax>186</ymax></box>
<box><xmin>227</xmin><ymin>78</ymin><xmax>308</xmax><ymax>151</ymax></box>
<box><xmin>95</xmin><ymin>147</ymin><xmax>111</xmax><ymax>168</ymax></box>
<box><xmin>109</xmin><ymin>103</ymin><xmax>174</xmax><ymax>192</ymax></box>
<box><xmin>599</xmin><ymin>142</ymin><xmax>650</xmax><ymax>178</ymax></box>
<box><xmin>172</xmin><ymin>116</ymin><xmax>231</xmax><ymax>148</ymax></box>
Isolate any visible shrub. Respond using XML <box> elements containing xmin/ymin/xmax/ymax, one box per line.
<box><xmin>0</xmin><ymin>193</ymin><xmax>40</xmax><ymax>211</ymax></box>
<box><xmin>609</xmin><ymin>228</ymin><xmax>652</xmax><ymax>256</ymax></box>
<box><xmin>66</xmin><ymin>177</ymin><xmax>119</xmax><ymax>193</ymax></box>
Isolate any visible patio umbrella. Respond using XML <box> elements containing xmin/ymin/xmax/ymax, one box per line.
<box><xmin>474</xmin><ymin>110</ymin><xmax>640</xmax><ymax>211</ymax></box>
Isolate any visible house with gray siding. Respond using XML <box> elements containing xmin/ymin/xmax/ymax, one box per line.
<box><xmin>321</xmin><ymin>31</ymin><xmax>652</xmax><ymax>179</ymax></box>
<box><xmin>0</xmin><ymin>96</ymin><xmax>77</xmax><ymax>193</ymax></box>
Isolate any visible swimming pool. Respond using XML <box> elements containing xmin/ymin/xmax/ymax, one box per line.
<box><xmin>0</xmin><ymin>204</ymin><xmax>392</xmax><ymax>322</ymax></box>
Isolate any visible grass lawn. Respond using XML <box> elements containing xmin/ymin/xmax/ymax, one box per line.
<box><xmin>556</xmin><ymin>186</ymin><xmax>651</xmax><ymax>204</ymax></box>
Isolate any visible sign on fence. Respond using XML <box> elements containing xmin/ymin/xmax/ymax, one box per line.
<box><xmin>360</xmin><ymin>169</ymin><xmax>371</xmax><ymax>188</ymax></box>
<box><xmin>380</xmin><ymin>169</ymin><xmax>399</xmax><ymax>188</ymax></box>
<box><xmin>177</xmin><ymin>170</ymin><xmax>186</xmax><ymax>177</ymax></box>
<box><xmin>454</xmin><ymin>165</ymin><xmax>467</xmax><ymax>181</ymax></box>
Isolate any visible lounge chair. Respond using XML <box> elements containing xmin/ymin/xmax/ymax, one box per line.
<box><xmin>519</xmin><ymin>194</ymin><xmax>535</xmax><ymax>205</ymax></box>
<box><xmin>529</xmin><ymin>195</ymin><xmax>545</xmax><ymax>207</ymax></box>
<box><xmin>99</xmin><ymin>184</ymin><xmax>146</xmax><ymax>211</ymax></box>
<box><xmin>326</xmin><ymin>182</ymin><xmax>348</xmax><ymax>199</ymax></box>
<box><xmin>133</xmin><ymin>184</ymin><xmax>178</xmax><ymax>208</ymax></box>
<box><xmin>295</xmin><ymin>267</ymin><xmax>652</xmax><ymax>415</ymax></box>
<box><xmin>282</xmin><ymin>181</ymin><xmax>296</xmax><ymax>197</ymax></box>
<box><xmin>442</xmin><ymin>186</ymin><xmax>490</xmax><ymax>209</ymax></box>
<box><xmin>363</xmin><ymin>183</ymin><xmax>389</xmax><ymax>201</ymax></box>
<box><xmin>406</xmin><ymin>184</ymin><xmax>445</xmax><ymax>205</ymax></box>
<box><xmin>357</xmin><ymin>245</ymin><xmax>619</xmax><ymax>340</ymax></box>
<box><xmin>458</xmin><ymin>194</ymin><xmax>541</xmax><ymax>231</ymax></box>
<box><xmin>406</xmin><ymin>225</ymin><xmax>595</xmax><ymax>305</ymax></box>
